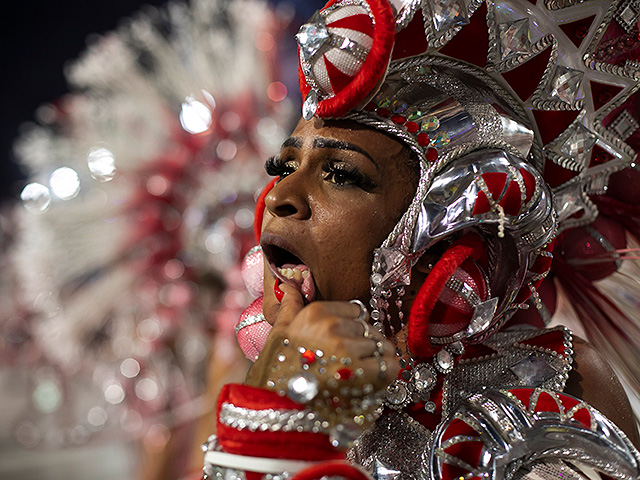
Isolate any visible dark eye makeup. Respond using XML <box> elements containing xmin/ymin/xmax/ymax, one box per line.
<box><xmin>264</xmin><ymin>156</ymin><xmax>377</xmax><ymax>190</ymax></box>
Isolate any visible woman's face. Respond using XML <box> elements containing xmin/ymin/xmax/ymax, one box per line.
<box><xmin>260</xmin><ymin>118</ymin><xmax>418</xmax><ymax>325</ymax></box>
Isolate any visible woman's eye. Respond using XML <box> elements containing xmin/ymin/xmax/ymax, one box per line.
<box><xmin>323</xmin><ymin>162</ymin><xmax>375</xmax><ymax>189</ymax></box>
<box><xmin>324</xmin><ymin>169</ymin><xmax>356</xmax><ymax>186</ymax></box>
<box><xmin>265</xmin><ymin>156</ymin><xmax>296</xmax><ymax>178</ymax></box>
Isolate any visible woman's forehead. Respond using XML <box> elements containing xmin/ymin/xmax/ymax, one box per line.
<box><xmin>284</xmin><ymin>118</ymin><xmax>407</xmax><ymax>158</ymax></box>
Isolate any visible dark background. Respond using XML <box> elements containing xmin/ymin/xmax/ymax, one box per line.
<box><xmin>0</xmin><ymin>0</ymin><xmax>321</xmax><ymax>202</ymax></box>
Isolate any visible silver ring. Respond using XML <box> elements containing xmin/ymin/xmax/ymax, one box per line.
<box><xmin>350</xmin><ymin>299</ymin><xmax>370</xmax><ymax>338</ymax></box>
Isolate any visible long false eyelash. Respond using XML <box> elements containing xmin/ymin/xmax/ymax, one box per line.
<box><xmin>264</xmin><ymin>156</ymin><xmax>279</xmax><ymax>176</ymax></box>
<box><xmin>264</xmin><ymin>156</ymin><xmax>291</xmax><ymax>177</ymax></box>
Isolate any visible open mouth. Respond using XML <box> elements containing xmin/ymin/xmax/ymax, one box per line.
<box><xmin>261</xmin><ymin>240</ymin><xmax>316</xmax><ymax>303</ymax></box>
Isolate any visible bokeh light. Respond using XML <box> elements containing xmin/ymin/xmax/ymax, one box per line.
<box><xmin>87</xmin><ymin>147</ymin><xmax>116</xmax><ymax>181</ymax></box>
<box><xmin>49</xmin><ymin>167</ymin><xmax>81</xmax><ymax>200</ymax></box>
<box><xmin>179</xmin><ymin>96</ymin><xmax>213</xmax><ymax>134</ymax></box>
<box><xmin>267</xmin><ymin>82</ymin><xmax>288</xmax><ymax>102</ymax></box>
<box><xmin>21</xmin><ymin>182</ymin><xmax>51</xmax><ymax>213</ymax></box>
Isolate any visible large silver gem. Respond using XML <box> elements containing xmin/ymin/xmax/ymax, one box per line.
<box><xmin>427</xmin><ymin>0</ymin><xmax>469</xmax><ymax>35</ymax></box>
<box><xmin>436</xmin><ymin>349</ymin><xmax>454</xmax><ymax>373</ymax></box>
<box><xmin>296</xmin><ymin>11</ymin><xmax>329</xmax><ymax>62</ymax></box>
<box><xmin>467</xmin><ymin>297</ymin><xmax>498</xmax><ymax>336</ymax></box>
<box><xmin>302</xmin><ymin>90</ymin><xmax>319</xmax><ymax>120</ymax></box>
<box><xmin>499</xmin><ymin>19</ymin><xmax>531</xmax><ymax>60</ymax></box>
<box><xmin>287</xmin><ymin>371</ymin><xmax>319</xmax><ymax>403</ymax></box>
<box><xmin>509</xmin><ymin>354</ymin><xmax>558</xmax><ymax>386</ymax></box>
<box><xmin>547</xmin><ymin>66</ymin><xmax>584</xmax><ymax>103</ymax></box>
<box><xmin>371</xmin><ymin>247</ymin><xmax>412</xmax><ymax>292</ymax></box>
<box><xmin>560</xmin><ymin>123</ymin><xmax>597</xmax><ymax>167</ymax></box>
<box><xmin>414</xmin><ymin>364</ymin><xmax>437</xmax><ymax>393</ymax></box>
<box><xmin>385</xmin><ymin>379</ymin><xmax>409</xmax><ymax>407</ymax></box>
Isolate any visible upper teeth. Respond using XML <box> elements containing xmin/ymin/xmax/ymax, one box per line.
<box><xmin>278</xmin><ymin>267</ymin><xmax>309</xmax><ymax>281</ymax></box>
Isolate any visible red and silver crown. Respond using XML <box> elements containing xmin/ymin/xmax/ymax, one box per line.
<box><xmin>296</xmin><ymin>0</ymin><xmax>640</xmax><ymax>228</ymax></box>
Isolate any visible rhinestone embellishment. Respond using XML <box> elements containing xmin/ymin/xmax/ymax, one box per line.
<box><xmin>467</xmin><ymin>297</ymin><xmax>499</xmax><ymax>336</ymax></box>
<box><xmin>287</xmin><ymin>371</ymin><xmax>319</xmax><ymax>403</ymax></box>
<box><xmin>296</xmin><ymin>11</ymin><xmax>329</xmax><ymax>62</ymax></box>
<box><xmin>427</xmin><ymin>0</ymin><xmax>470</xmax><ymax>35</ymax></box>
<box><xmin>560</xmin><ymin>124</ymin><xmax>597</xmax><ymax>166</ymax></box>
<box><xmin>547</xmin><ymin>66</ymin><xmax>584</xmax><ymax>104</ymax></box>
<box><xmin>499</xmin><ymin>19</ymin><xmax>532</xmax><ymax>60</ymax></box>
<box><xmin>302</xmin><ymin>90</ymin><xmax>319</xmax><ymax>120</ymax></box>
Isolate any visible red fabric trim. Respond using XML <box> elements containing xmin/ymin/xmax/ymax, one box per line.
<box><xmin>543</xmin><ymin>157</ymin><xmax>579</xmax><ymax>188</ymax></box>
<box><xmin>216</xmin><ymin>384</ymin><xmax>343</xmax><ymax>461</ymax></box>
<box><xmin>535</xmin><ymin>391</ymin><xmax>561</xmax><ymax>413</ymax></box>
<box><xmin>572</xmin><ymin>407</ymin><xmax>592</xmax><ymax>428</ymax></box>
<box><xmin>559</xmin><ymin>16</ymin><xmax>596</xmax><ymax>49</ymax></box>
<box><xmin>499</xmin><ymin>180</ymin><xmax>522</xmax><ymax>216</ymax></box>
<box><xmin>441</xmin><ymin>418</ymin><xmax>479</xmax><ymax>443</ymax></box>
<box><xmin>254</xmin><ymin>178</ymin><xmax>278</xmax><ymax>243</ymax></box>
<box><xmin>482</xmin><ymin>172</ymin><xmax>507</xmax><ymax>200</ymax></box>
<box><xmin>589</xmin><ymin>144</ymin><xmax>615</xmax><ymax>168</ymax></box>
<box><xmin>292</xmin><ymin>462</ymin><xmax>371</xmax><ymax>480</ymax></box>
<box><xmin>590</xmin><ymin>80</ymin><xmax>624</xmax><ymax>111</ymax></box>
<box><xmin>502</xmin><ymin>46</ymin><xmax>551</xmax><ymax>101</ymax></box>
<box><xmin>392</xmin><ymin>10</ymin><xmax>428</xmax><ymax>59</ymax></box>
<box><xmin>441</xmin><ymin>463</ymin><xmax>471</xmax><ymax>480</ymax></box>
<box><xmin>444</xmin><ymin>441</ymin><xmax>484</xmax><ymax>469</ymax></box>
<box><xmin>408</xmin><ymin>235</ymin><xmax>484</xmax><ymax>357</ymax></box>
<box><xmin>533</xmin><ymin>110</ymin><xmax>580</xmax><ymax>146</ymax></box>
<box><xmin>326</xmin><ymin>14</ymin><xmax>374</xmax><ymax>37</ymax></box>
<box><xmin>510</xmin><ymin>388</ymin><xmax>533</xmax><ymax>410</ymax></box>
<box><xmin>559</xmin><ymin>393</ymin><xmax>580</xmax><ymax>412</ymax></box>
<box><xmin>472</xmin><ymin>190</ymin><xmax>491</xmax><ymax>215</ymax></box>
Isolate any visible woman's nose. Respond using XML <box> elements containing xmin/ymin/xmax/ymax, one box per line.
<box><xmin>264</xmin><ymin>175</ymin><xmax>310</xmax><ymax>219</ymax></box>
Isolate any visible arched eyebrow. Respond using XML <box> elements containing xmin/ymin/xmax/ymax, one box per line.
<box><xmin>280</xmin><ymin>136</ymin><xmax>378</xmax><ymax>169</ymax></box>
<box><xmin>281</xmin><ymin>137</ymin><xmax>303</xmax><ymax>149</ymax></box>
<box><xmin>312</xmin><ymin>137</ymin><xmax>377</xmax><ymax>168</ymax></box>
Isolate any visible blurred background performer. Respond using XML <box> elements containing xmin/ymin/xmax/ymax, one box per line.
<box><xmin>0</xmin><ymin>1</ymin><xmax>323</xmax><ymax>479</ymax></box>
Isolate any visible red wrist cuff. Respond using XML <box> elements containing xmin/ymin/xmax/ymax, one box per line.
<box><xmin>216</xmin><ymin>384</ymin><xmax>343</xmax><ymax>461</ymax></box>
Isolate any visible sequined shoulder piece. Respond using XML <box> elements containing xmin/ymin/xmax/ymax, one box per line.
<box><xmin>442</xmin><ymin>326</ymin><xmax>573</xmax><ymax>416</ymax></box>
<box><xmin>347</xmin><ymin>410</ymin><xmax>432</xmax><ymax>480</ymax></box>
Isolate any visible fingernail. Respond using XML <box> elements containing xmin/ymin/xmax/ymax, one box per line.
<box><xmin>274</xmin><ymin>278</ymin><xmax>284</xmax><ymax>302</ymax></box>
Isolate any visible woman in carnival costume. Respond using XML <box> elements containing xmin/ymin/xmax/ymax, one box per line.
<box><xmin>203</xmin><ymin>0</ymin><xmax>640</xmax><ymax>478</ymax></box>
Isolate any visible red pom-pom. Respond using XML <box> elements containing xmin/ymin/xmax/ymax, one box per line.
<box><xmin>298</xmin><ymin>0</ymin><xmax>395</xmax><ymax>118</ymax></box>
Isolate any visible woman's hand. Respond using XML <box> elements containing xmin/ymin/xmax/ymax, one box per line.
<box><xmin>246</xmin><ymin>282</ymin><xmax>399</xmax><ymax>402</ymax></box>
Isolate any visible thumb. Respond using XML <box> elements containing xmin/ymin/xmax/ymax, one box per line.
<box><xmin>274</xmin><ymin>282</ymin><xmax>305</xmax><ymax>328</ymax></box>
